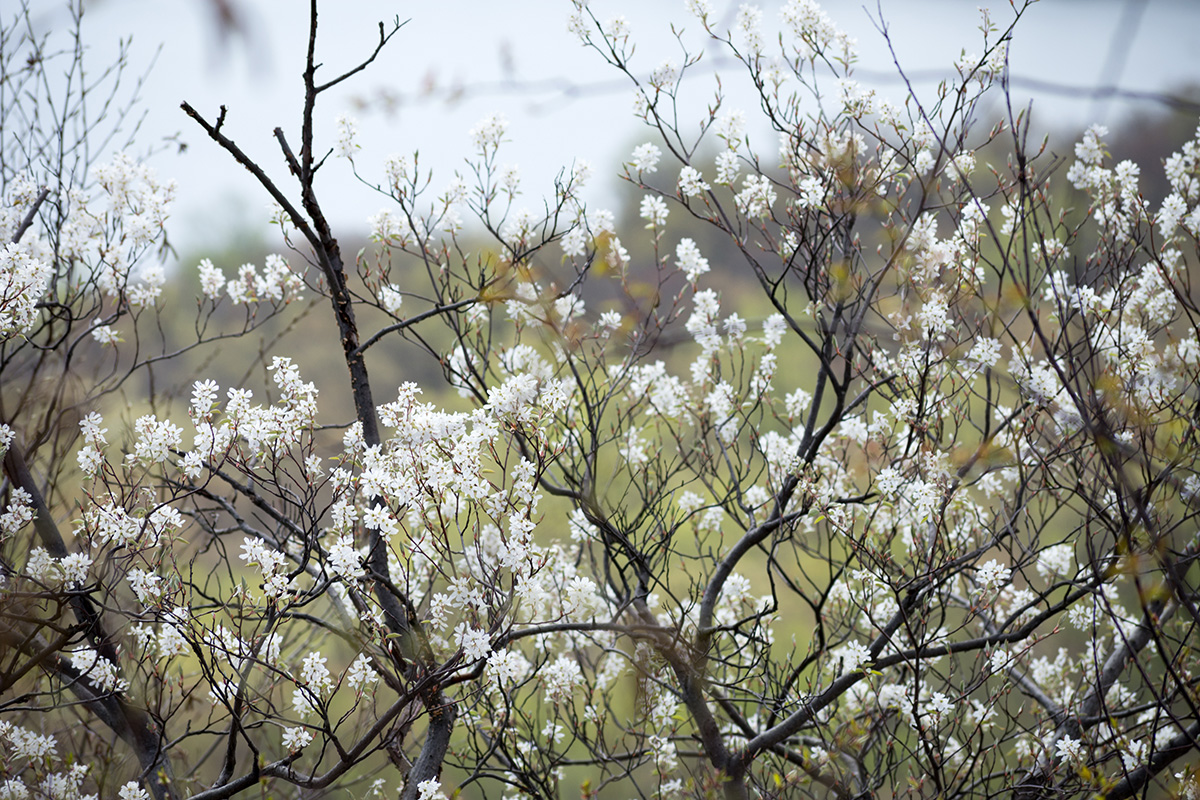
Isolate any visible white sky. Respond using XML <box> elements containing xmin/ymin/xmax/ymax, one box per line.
<box><xmin>48</xmin><ymin>0</ymin><xmax>1200</xmax><ymax>254</ymax></box>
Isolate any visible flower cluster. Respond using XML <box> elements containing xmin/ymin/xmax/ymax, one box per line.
<box><xmin>0</xmin><ymin>242</ymin><xmax>52</xmax><ymax>340</ymax></box>
<box><xmin>199</xmin><ymin>254</ymin><xmax>304</xmax><ymax>305</ymax></box>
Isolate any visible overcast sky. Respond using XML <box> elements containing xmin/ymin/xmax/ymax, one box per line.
<box><xmin>50</xmin><ymin>0</ymin><xmax>1200</xmax><ymax>255</ymax></box>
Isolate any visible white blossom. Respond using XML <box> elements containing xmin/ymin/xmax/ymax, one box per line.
<box><xmin>334</xmin><ymin>114</ymin><xmax>359</xmax><ymax>159</ymax></box>
<box><xmin>679</xmin><ymin>166</ymin><xmax>711</xmax><ymax>197</ymax></box>
<box><xmin>735</xmin><ymin>174</ymin><xmax>776</xmax><ymax>217</ymax></box>
<box><xmin>629</xmin><ymin>143</ymin><xmax>662</xmax><ymax>175</ymax></box>
<box><xmin>640</xmin><ymin>195</ymin><xmax>669</xmax><ymax>227</ymax></box>
<box><xmin>1056</xmin><ymin>736</ymin><xmax>1083</xmax><ymax>763</ymax></box>
<box><xmin>675</xmin><ymin>238</ymin><xmax>710</xmax><ymax>281</ymax></box>
<box><xmin>976</xmin><ymin>559</ymin><xmax>1010</xmax><ymax>591</ymax></box>
<box><xmin>0</xmin><ymin>243</ymin><xmax>51</xmax><ymax>340</ymax></box>
<box><xmin>416</xmin><ymin>779</ymin><xmax>446</xmax><ymax>800</ymax></box>
<box><xmin>282</xmin><ymin>727</ymin><xmax>313</xmax><ymax>752</ymax></box>
<box><xmin>717</xmin><ymin>110</ymin><xmax>746</xmax><ymax>148</ymax></box>
<box><xmin>469</xmin><ymin>113</ymin><xmax>508</xmax><ymax>152</ymax></box>
<box><xmin>715</xmin><ymin>150</ymin><xmax>741</xmax><ymax>185</ymax></box>
<box><xmin>736</xmin><ymin>4</ymin><xmax>765</xmax><ymax>56</ymax></box>
<box><xmin>967</xmin><ymin>337</ymin><xmax>1001</xmax><ymax>368</ymax></box>
<box><xmin>837</xmin><ymin>640</ymin><xmax>871</xmax><ymax>673</ymax></box>
<box><xmin>542</xmin><ymin>654</ymin><xmax>583</xmax><ymax>702</ymax></box>
<box><xmin>454</xmin><ymin>622</ymin><xmax>491</xmax><ymax>662</ymax></box>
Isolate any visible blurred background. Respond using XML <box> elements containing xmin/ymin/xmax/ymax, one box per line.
<box><xmin>31</xmin><ymin>0</ymin><xmax>1200</xmax><ymax>257</ymax></box>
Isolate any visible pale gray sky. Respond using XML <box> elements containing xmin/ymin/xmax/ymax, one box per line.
<box><xmin>59</xmin><ymin>0</ymin><xmax>1200</xmax><ymax>254</ymax></box>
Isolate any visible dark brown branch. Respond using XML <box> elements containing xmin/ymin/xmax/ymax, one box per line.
<box><xmin>10</xmin><ymin>187</ymin><xmax>50</xmax><ymax>244</ymax></box>
<box><xmin>353</xmin><ymin>298</ymin><xmax>477</xmax><ymax>357</ymax></box>
<box><xmin>313</xmin><ymin>19</ymin><xmax>406</xmax><ymax>94</ymax></box>
<box><xmin>180</xmin><ymin>101</ymin><xmax>322</xmax><ymax>254</ymax></box>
